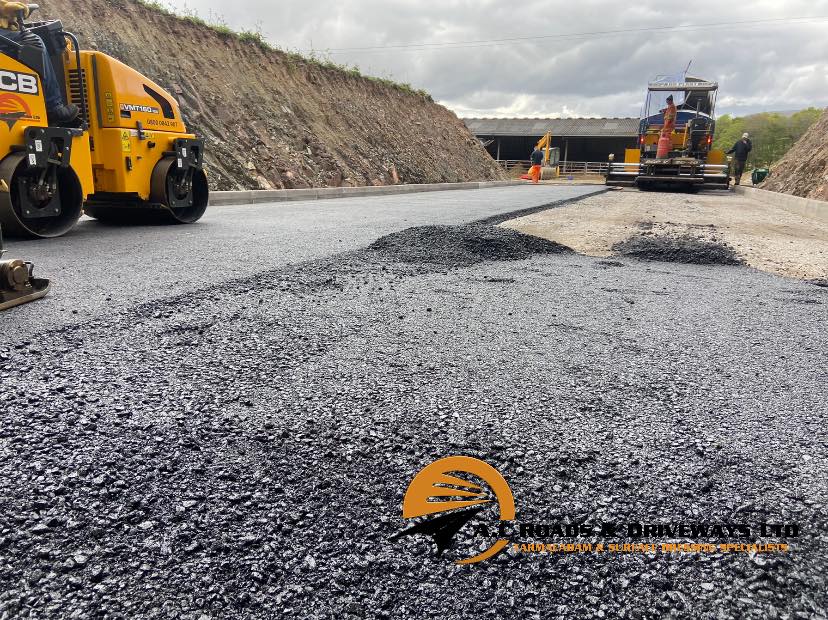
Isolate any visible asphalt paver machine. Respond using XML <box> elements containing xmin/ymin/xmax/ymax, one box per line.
<box><xmin>606</xmin><ymin>76</ymin><xmax>730</xmax><ymax>190</ymax></box>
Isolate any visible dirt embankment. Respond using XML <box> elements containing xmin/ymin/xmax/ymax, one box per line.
<box><xmin>40</xmin><ymin>0</ymin><xmax>505</xmax><ymax>190</ymax></box>
<box><xmin>761</xmin><ymin>108</ymin><xmax>828</xmax><ymax>200</ymax></box>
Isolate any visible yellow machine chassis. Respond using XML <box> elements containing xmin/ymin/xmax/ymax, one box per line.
<box><xmin>0</xmin><ymin>19</ymin><xmax>208</xmax><ymax>238</ymax></box>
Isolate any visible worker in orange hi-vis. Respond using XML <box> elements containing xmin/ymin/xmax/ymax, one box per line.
<box><xmin>663</xmin><ymin>95</ymin><xmax>677</xmax><ymax>131</ymax></box>
<box><xmin>529</xmin><ymin>146</ymin><xmax>544</xmax><ymax>184</ymax></box>
<box><xmin>657</xmin><ymin>95</ymin><xmax>677</xmax><ymax>158</ymax></box>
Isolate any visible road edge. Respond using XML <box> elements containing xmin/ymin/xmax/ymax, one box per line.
<box><xmin>734</xmin><ymin>186</ymin><xmax>828</xmax><ymax>224</ymax></box>
<box><xmin>209</xmin><ymin>181</ymin><xmax>530</xmax><ymax>206</ymax></box>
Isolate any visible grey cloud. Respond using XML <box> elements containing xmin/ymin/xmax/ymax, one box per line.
<box><xmin>166</xmin><ymin>0</ymin><xmax>828</xmax><ymax>117</ymax></box>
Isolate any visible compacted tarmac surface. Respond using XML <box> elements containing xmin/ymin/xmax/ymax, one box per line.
<box><xmin>0</xmin><ymin>186</ymin><xmax>825</xmax><ymax>619</ymax></box>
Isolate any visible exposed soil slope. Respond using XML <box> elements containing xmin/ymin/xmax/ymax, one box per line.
<box><xmin>40</xmin><ymin>0</ymin><xmax>505</xmax><ymax>190</ymax></box>
<box><xmin>761</xmin><ymin>108</ymin><xmax>828</xmax><ymax>200</ymax></box>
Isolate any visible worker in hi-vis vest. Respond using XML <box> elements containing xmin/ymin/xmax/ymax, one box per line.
<box><xmin>656</xmin><ymin>95</ymin><xmax>677</xmax><ymax>159</ymax></box>
<box><xmin>529</xmin><ymin>147</ymin><xmax>544</xmax><ymax>184</ymax></box>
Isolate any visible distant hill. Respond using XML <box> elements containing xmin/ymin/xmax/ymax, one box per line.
<box><xmin>713</xmin><ymin>108</ymin><xmax>825</xmax><ymax>168</ymax></box>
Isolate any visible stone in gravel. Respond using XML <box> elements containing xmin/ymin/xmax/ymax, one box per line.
<box><xmin>185</xmin><ymin>542</ymin><xmax>203</xmax><ymax>553</ymax></box>
<box><xmin>59</xmin><ymin>559</ymin><xmax>76</xmax><ymax>572</ymax></box>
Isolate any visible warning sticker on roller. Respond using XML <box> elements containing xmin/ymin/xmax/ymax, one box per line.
<box><xmin>121</xmin><ymin>130</ymin><xmax>131</xmax><ymax>153</ymax></box>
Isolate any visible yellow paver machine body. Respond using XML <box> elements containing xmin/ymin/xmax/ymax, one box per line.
<box><xmin>606</xmin><ymin>76</ymin><xmax>730</xmax><ymax>191</ymax></box>
<box><xmin>0</xmin><ymin>9</ymin><xmax>208</xmax><ymax>238</ymax></box>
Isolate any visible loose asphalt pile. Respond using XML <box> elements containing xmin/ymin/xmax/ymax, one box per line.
<box><xmin>1</xmin><ymin>220</ymin><xmax>826</xmax><ymax>619</ymax></box>
<box><xmin>368</xmin><ymin>224</ymin><xmax>572</xmax><ymax>268</ymax></box>
<box><xmin>612</xmin><ymin>233</ymin><xmax>744</xmax><ymax>266</ymax></box>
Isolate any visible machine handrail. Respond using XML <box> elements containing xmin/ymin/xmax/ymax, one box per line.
<box><xmin>60</xmin><ymin>30</ymin><xmax>88</xmax><ymax>130</ymax></box>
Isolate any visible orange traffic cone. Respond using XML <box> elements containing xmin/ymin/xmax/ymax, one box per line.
<box><xmin>656</xmin><ymin>134</ymin><xmax>672</xmax><ymax>159</ymax></box>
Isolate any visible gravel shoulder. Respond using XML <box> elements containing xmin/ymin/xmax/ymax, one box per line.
<box><xmin>2</xmin><ymin>210</ymin><xmax>826</xmax><ymax>619</ymax></box>
<box><xmin>501</xmin><ymin>189</ymin><xmax>828</xmax><ymax>281</ymax></box>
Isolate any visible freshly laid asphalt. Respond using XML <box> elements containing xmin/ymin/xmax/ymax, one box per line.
<box><xmin>1</xmin><ymin>185</ymin><xmax>601</xmax><ymax>340</ymax></box>
<box><xmin>0</xmin><ymin>185</ymin><xmax>825</xmax><ymax>619</ymax></box>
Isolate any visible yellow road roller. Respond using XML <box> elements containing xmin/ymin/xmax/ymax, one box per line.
<box><xmin>0</xmin><ymin>4</ymin><xmax>208</xmax><ymax>238</ymax></box>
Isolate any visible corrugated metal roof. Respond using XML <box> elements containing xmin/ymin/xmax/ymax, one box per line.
<box><xmin>463</xmin><ymin>117</ymin><xmax>640</xmax><ymax>137</ymax></box>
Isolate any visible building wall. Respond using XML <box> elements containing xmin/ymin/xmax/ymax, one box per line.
<box><xmin>482</xmin><ymin>136</ymin><xmax>637</xmax><ymax>162</ymax></box>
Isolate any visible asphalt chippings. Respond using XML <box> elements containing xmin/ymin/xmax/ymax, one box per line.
<box><xmin>1</xmin><ymin>221</ymin><xmax>826</xmax><ymax>619</ymax></box>
<box><xmin>612</xmin><ymin>233</ymin><xmax>744</xmax><ymax>266</ymax></box>
<box><xmin>367</xmin><ymin>224</ymin><xmax>572</xmax><ymax>268</ymax></box>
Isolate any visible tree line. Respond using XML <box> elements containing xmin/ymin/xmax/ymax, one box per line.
<box><xmin>713</xmin><ymin>108</ymin><xmax>824</xmax><ymax>168</ymax></box>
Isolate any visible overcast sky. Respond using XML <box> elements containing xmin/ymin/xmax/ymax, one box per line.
<box><xmin>166</xmin><ymin>0</ymin><xmax>828</xmax><ymax>119</ymax></box>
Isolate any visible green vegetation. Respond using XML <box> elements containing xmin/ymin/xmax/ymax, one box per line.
<box><xmin>714</xmin><ymin>108</ymin><xmax>824</xmax><ymax>168</ymax></box>
<box><xmin>133</xmin><ymin>0</ymin><xmax>432</xmax><ymax>100</ymax></box>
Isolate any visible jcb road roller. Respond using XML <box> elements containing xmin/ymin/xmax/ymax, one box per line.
<box><xmin>0</xmin><ymin>4</ymin><xmax>208</xmax><ymax>238</ymax></box>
